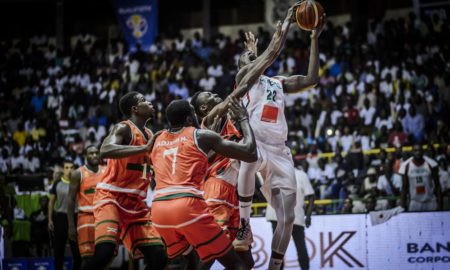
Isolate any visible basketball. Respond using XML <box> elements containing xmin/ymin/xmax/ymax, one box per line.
<box><xmin>295</xmin><ymin>0</ymin><xmax>325</xmax><ymax>31</ymax></box>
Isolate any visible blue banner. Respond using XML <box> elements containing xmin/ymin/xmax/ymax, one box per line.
<box><xmin>114</xmin><ymin>0</ymin><xmax>158</xmax><ymax>52</ymax></box>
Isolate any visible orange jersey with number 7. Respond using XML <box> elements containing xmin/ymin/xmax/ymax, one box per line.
<box><xmin>151</xmin><ymin>127</ymin><xmax>208</xmax><ymax>200</ymax></box>
<box><xmin>95</xmin><ymin>120</ymin><xmax>153</xmax><ymax>199</ymax></box>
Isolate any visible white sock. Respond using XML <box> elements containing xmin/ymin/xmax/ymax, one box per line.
<box><xmin>239</xmin><ymin>201</ymin><xmax>252</xmax><ymax>221</ymax></box>
<box><xmin>268</xmin><ymin>258</ymin><xmax>283</xmax><ymax>270</ymax></box>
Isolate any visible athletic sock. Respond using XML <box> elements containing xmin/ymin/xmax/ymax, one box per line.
<box><xmin>239</xmin><ymin>201</ymin><xmax>252</xmax><ymax>221</ymax></box>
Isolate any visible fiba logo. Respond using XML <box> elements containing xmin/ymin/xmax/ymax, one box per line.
<box><xmin>127</xmin><ymin>14</ymin><xmax>148</xmax><ymax>38</ymax></box>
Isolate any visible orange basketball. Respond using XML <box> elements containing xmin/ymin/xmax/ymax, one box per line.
<box><xmin>295</xmin><ymin>0</ymin><xmax>325</xmax><ymax>31</ymax></box>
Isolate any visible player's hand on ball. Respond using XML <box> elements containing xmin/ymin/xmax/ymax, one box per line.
<box><xmin>287</xmin><ymin>2</ymin><xmax>302</xmax><ymax>23</ymax></box>
<box><xmin>311</xmin><ymin>14</ymin><xmax>326</xmax><ymax>39</ymax></box>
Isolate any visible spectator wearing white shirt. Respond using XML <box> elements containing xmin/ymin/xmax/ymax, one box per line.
<box><xmin>375</xmin><ymin>108</ymin><xmax>393</xmax><ymax>131</ymax></box>
<box><xmin>339</xmin><ymin>126</ymin><xmax>354</xmax><ymax>153</ymax></box>
<box><xmin>360</xmin><ymin>98</ymin><xmax>377</xmax><ymax>127</ymax></box>
<box><xmin>198</xmin><ymin>75</ymin><xmax>216</xmax><ymax>92</ymax></box>
<box><xmin>266</xmin><ymin>168</ymin><xmax>315</xmax><ymax>270</ymax></box>
<box><xmin>24</xmin><ymin>152</ymin><xmax>40</xmax><ymax>173</ymax></box>
<box><xmin>361</xmin><ymin>167</ymin><xmax>378</xmax><ymax>195</ymax></box>
<box><xmin>377</xmin><ymin>163</ymin><xmax>402</xmax><ymax>196</ymax></box>
<box><xmin>11</xmin><ymin>149</ymin><xmax>25</xmax><ymax>173</ymax></box>
<box><xmin>379</xmin><ymin>73</ymin><xmax>395</xmax><ymax>98</ymax></box>
<box><xmin>207</xmin><ymin>62</ymin><xmax>223</xmax><ymax>78</ymax></box>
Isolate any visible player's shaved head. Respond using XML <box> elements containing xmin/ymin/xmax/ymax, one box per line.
<box><xmin>166</xmin><ymin>100</ymin><xmax>194</xmax><ymax>127</ymax></box>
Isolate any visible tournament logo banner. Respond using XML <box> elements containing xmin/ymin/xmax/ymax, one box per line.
<box><xmin>114</xmin><ymin>0</ymin><xmax>158</xmax><ymax>52</ymax></box>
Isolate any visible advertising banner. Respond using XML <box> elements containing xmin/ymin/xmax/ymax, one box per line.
<box><xmin>212</xmin><ymin>212</ymin><xmax>450</xmax><ymax>270</ymax></box>
<box><xmin>113</xmin><ymin>0</ymin><xmax>158</xmax><ymax>52</ymax></box>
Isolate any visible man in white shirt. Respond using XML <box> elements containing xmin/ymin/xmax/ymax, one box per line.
<box><xmin>266</xmin><ymin>167</ymin><xmax>315</xmax><ymax>270</ymax></box>
<box><xmin>359</xmin><ymin>98</ymin><xmax>376</xmax><ymax>126</ymax></box>
<box><xmin>377</xmin><ymin>163</ymin><xmax>402</xmax><ymax>196</ymax></box>
<box><xmin>400</xmin><ymin>144</ymin><xmax>442</xmax><ymax>211</ymax></box>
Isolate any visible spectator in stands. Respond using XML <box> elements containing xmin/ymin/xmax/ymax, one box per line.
<box><xmin>361</xmin><ymin>167</ymin><xmax>378</xmax><ymax>196</ymax></box>
<box><xmin>48</xmin><ymin>159</ymin><xmax>81</xmax><ymax>270</ymax></box>
<box><xmin>364</xmin><ymin>195</ymin><xmax>377</xmax><ymax>212</ymax></box>
<box><xmin>403</xmin><ymin>106</ymin><xmax>425</xmax><ymax>143</ymax></box>
<box><xmin>377</xmin><ymin>163</ymin><xmax>401</xmax><ymax>196</ymax></box>
<box><xmin>12</xmin><ymin>123</ymin><xmax>27</xmax><ymax>147</ymax></box>
<box><xmin>388</xmin><ymin>121</ymin><xmax>408</xmax><ymax>147</ymax></box>
<box><xmin>30</xmin><ymin>196</ymin><xmax>50</xmax><ymax>256</ymax></box>
<box><xmin>341</xmin><ymin>197</ymin><xmax>354</xmax><ymax>214</ymax></box>
<box><xmin>400</xmin><ymin>144</ymin><xmax>441</xmax><ymax>212</ymax></box>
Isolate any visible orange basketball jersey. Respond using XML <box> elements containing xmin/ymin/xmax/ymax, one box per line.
<box><xmin>96</xmin><ymin>120</ymin><xmax>153</xmax><ymax>200</ymax></box>
<box><xmin>151</xmin><ymin>127</ymin><xmax>208</xmax><ymax>201</ymax></box>
<box><xmin>206</xmin><ymin>118</ymin><xmax>241</xmax><ymax>180</ymax></box>
<box><xmin>78</xmin><ymin>165</ymin><xmax>106</xmax><ymax>213</ymax></box>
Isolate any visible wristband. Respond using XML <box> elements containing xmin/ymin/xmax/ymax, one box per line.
<box><xmin>238</xmin><ymin>117</ymin><xmax>249</xmax><ymax>122</ymax></box>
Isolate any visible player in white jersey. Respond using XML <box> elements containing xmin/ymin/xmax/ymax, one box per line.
<box><xmin>400</xmin><ymin>144</ymin><xmax>442</xmax><ymax>211</ymax></box>
<box><xmin>233</xmin><ymin>12</ymin><xmax>325</xmax><ymax>270</ymax></box>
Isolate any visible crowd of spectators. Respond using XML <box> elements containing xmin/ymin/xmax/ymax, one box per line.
<box><xmin>0</xmin><ymin>12</ymin><xmax>449</xmax><ymax>219</ymax></box>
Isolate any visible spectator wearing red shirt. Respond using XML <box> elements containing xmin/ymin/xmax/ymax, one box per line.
<box><xmin>343</xmin><ymin>100</ymin><xmax>360</xmax><ymax>127</ymax></box>
<box><xmin>388</xmin><ymin>121</ymin><xmax>408</xmax><ymax>147</ymax></box>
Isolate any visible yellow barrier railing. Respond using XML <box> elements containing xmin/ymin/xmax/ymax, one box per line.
<box><xmin>294</xmin><ymin>144</ymin><xmax>440</xmax><ymax>160</ymax></box>
<box><xmin>251</xmin><ymin>197</ymin><xmax>401</xmax><ymax>216</ymax></box>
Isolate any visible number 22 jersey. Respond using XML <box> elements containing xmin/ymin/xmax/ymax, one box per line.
<box><xmin>242</xmin><ymin>75</ymin><xmax>288</xmax><ymax>144</ymax></box>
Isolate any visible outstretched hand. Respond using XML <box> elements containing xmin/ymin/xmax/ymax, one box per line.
<box><xmin>244</xmin><ymin>32</ymin><xmax>258</xmax><ymax>55</ymax></box>
<box><xmin>228</xmin><ymin>97</ymin><xmax>248</xmax><ymax>122</ymax></box>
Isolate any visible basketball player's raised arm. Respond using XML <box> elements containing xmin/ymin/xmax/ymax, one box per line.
<box><xmin>234</xmin><ymin>4</ymin><xmax>297</xmax><ymax>90</ymax></box>
<box><xmin>100</xmin><ymin>123</ymin><xmax>153</xmax><ymax>159</ymax></box>
<box><xmin>198</xmin><ymin>99</ymin><xmax>257</xmax><ymax>162</ymax></box>
<box><xmin>283</xmin><ymin>15</ymin><xmax>325</xmax><ymax>93</ymax></box>
<box><xmin>202</xmin><ymin>6</ymin><xmax>296</xmax><ymax>128</ymax></box>
<box><xmin>67</xmin><ymin>168</ymin><xmax>81</xmax><ymax>241</ymax></box>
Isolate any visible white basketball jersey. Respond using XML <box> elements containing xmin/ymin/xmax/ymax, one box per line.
<box><xmin>399</xmin><ymin>156</ymin><xmax>438</xmax><ymax>202</ymax></box>
<box><xmin>243</xmin><ymin>75</ymin><xmax>288</xmax><ymax>144</ymax></box>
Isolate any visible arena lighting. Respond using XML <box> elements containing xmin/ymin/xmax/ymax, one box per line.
<box><xmin>326</xmin><ymin>128</ymin><xmax>333</xmax><ymax>136</ymax></box>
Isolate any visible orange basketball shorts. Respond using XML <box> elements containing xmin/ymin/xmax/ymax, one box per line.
<box><xmin>203</xmin><ymin>177</ymin><xmax>240</xmax><ymax>241</ymax></box>
<box><xmin>152</xmin><ymin>196</ymin><xmax>232</xmax><ymax>262</ymax></box>
<box><xmin>93</xmin><ymin>189</ymin><xmax>163</xmax><ymax>258</ymax></box>
<box><xmin>77</xmin><ymin>212</ymin><xmax>95</xmax><ymax>258</ymax></box>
